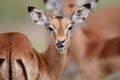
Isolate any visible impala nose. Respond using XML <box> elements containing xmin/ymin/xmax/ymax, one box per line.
<box><xmin>56</xmin><ymin>39</ymin><xmax>65</xmax><ymax>48</ymax></box>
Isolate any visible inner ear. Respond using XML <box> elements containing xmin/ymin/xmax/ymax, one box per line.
<box><xmin>36</xmin><ymin>12</ymin><xmax>42</xmax><ymax>18</ymax></box>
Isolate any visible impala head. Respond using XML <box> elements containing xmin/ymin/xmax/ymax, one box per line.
<box><xmin>27</xmin><ymin>3</ymin><xmax>91</xmax><ymax>54</ymax></box>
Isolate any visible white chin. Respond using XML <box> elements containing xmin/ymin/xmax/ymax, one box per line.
<box><xmin>57</xmin><ymin>47</ymin><xmax>67</xmax><ymax>54</ymax></box>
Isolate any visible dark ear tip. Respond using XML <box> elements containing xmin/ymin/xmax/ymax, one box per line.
<box><xmin>44</xmin><ymin>0</ymin><xmax>48</xmax><ymax>3</ymax></box>
<box><xmin>96</xmin><ymin>0</ymin><xmax>99</xmax><ymax>2</ymax></box>
<box><xmin>83</xmin><ymin>3</ymin><xmax>91</xmax><ymax>9</ymax></box>
<box><xmin>27</xmin><ymin>6</ymin><xmax>35</xmax><ymax>12</ymax></box>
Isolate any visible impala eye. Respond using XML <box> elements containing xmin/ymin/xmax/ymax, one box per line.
<box><xmin>48</xmin><ymin>27</ymin><xmax>54</xmax><ymax>32</ymax></box>
<box><xmin>68</xmin><ymin>26</ymin><xmax>73</xmax><ymax>31</ymax></box>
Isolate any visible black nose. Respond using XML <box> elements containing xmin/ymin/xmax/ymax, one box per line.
<box><xmin>56</xmin><ymin>40</ymin><xmax>65</xmax><ymax>48</ymax></box>
<box><xmin>56</xmin><ymin>42</ymin><xmax>64</xmax><ymax>48</ymax></box>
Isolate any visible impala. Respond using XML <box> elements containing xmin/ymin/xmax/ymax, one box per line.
<box><xmin>0</xmin><ymin>4</ymin><xmax>90</xmax><ymax>80</ymax></box>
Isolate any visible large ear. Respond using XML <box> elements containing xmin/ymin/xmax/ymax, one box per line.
<box><xmin>27</xmin><ymin>6</ymin><xmax>49</xmax><ymax>26</ymax></box>
<box><xmin>71</xmin><ymin>3</ymin><xmax>91</xmax><ymax>24</ymax></box>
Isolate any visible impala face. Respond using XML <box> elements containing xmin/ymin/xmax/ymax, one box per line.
<box><xmin>27</xmin><ymin>3</ymin><xmax>91</xmax><ymax>54</ymax></box>
<box><xmin>48</xmin><ymin>16</ymin><xmax>72</xmax><ymax>53</ymax></box>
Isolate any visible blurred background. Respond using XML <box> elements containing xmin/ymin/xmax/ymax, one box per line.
<box><xmin>0</xmin><ymin>0</ymin><xmax>120</xmax><ymax>52</ymax></box>
<box><xmin>0</xmin><ymin>0</ymin><xmax>120</xmax><ymax>80</ymax></box>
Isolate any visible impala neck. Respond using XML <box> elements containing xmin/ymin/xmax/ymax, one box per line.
<box><xmin>41</xmin><ymin>41</ymin><xmax>67</xmax><ymax>79</ymax></box>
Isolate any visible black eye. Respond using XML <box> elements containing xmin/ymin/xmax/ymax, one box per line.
<box><xmin>68</xmin><ymin>26</ymin><xmax>73</xmax><ymax>31</ymax></box>
<box><xmin>48</xmin><ymin>27</ymin><xmax>54</xmax><ymax>32</ymax></box>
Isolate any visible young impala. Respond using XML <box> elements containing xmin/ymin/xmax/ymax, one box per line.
<box><xmin>0</xmin><ymin>4</ymin><xmax>90</xmax><ymax>80</ymax></box>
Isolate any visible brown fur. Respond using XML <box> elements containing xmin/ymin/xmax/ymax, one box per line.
<box><xmin>0</xmin><ymin>32</ymin><xmax>67</xmax><ymax>80</ymax></box>
<box><xmin>49</xmin><ymin>17</ymin><xmax>71</xmax><ymax>44</ymax></box>
<box><xmin>87</xmin><ymin>7</ymin><xmax>120</xmax><ymax>39</ymax></box>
